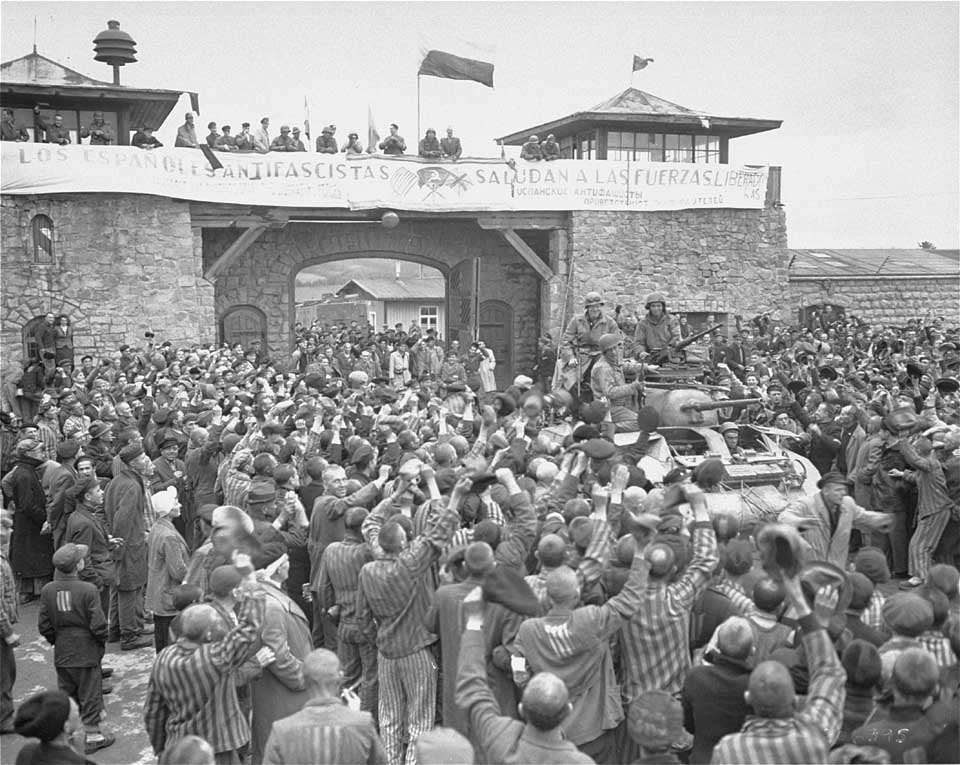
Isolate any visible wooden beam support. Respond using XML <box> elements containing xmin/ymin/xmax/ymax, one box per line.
<box><xmin>477</xmin><ymin>212</ymin><xmax>567</xmax><ymax>230</ymax></box>
<box><xmin>498</xmin><ymin>229</ymin><xmax>554</xmax><ymax>281</ymax></box>
<box><xmin>204</xmin><ymin>224</ymin><xmax>268</xmax><ymax>282</ymax></box>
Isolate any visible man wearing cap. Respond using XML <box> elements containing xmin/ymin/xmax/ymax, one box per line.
<box><xmin>520</xmin><ymin>134</ymin><xmax>542</xmax><ymax>160</ymax></box>
<box><xmin>235</xmin><ymin>122</ymin><xmax>255</xmax><ymax>151</ymax></box>
<box><xmin>214</xmin><ymin>125</ymin><xmax>239</xmax><ymax>152</ymax></box>
<box><xmin>779</xmin><ymin>472</ymin><xmax>893</xmax><ymax>568</ymax></box>
<box><xmin>12</xmin><ymin>690</ymin><xmax>87</xmax><ymax>760</ymax></box>
<box><xmin>633</xmin><ymin>292</ymin><xmax>682</xmax><ymax>364</ymax></box>
<box><xmin>590</xmin><ymin>333</ymin><xmax>646</xmax><ymax>432</ymax></box>
<box><xmin>152</xmin><ymin>437</ymin><xmax>190</xmax><ymax>540</ymax></box>
<box><xmin>46</xmin><ymin>439</ymin><xmax>80</xmax><ymax>548</ymax></box>
<box><xmin>64</xmin><ymin>476</ymin><xmax>116</xmax><ymax>618</ymax></box>
<box><xmin>132</xmin><ymin>125</ymin><xmax>163</xmax><ymax>149</ymax></box>
<box><xmin>559</xmin><ymin>292</ymin><xmax>621</xmax><ymax>394</ymax></box>
<box><xmin>541</xmin><ymin>133</ymin><xmax>561</xmax><ymax>161</ymax></box>
<box><xmin>4</xmin><ymin>439</ymin><xmax>54</xmax><ymax>603</ymax></box>
<box><xmin>103</xmin><ymin>443</ymin><xmax>153</xmax><ymax>650</ymax></box>
<box><xmin>39</xmin><ymin>543</ymin><xmax>113</xmax><ymax>754</ymax></box>
<box><xmin>290</xmin><ymin>127</ymin><xmax>306</xmax><ymax>152</ymax></box>
<box><xmin>270</xmin><ymin>126</ymin><xmax>296</xmax><ymax>152</ymax></box>
<box><xmin>316</xmin><ymin>125</ymin><xmax>338</xmax><ymax>154</ymax></box>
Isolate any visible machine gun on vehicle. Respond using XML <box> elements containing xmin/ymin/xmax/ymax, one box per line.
<box><xmin>640</xmin><ymin>323</ymin><xmax>723</xmax><ymax>366</ymax></box>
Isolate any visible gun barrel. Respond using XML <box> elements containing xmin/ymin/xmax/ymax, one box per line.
<box><xmin>682</xmin><ymin>397</ymin><xmax>762</xmax><ymax>412</ymax></box>
<box><xmin>676</xmin><ymin>323</ymin><xmax>724</xmax><ymax>350</ymax></box>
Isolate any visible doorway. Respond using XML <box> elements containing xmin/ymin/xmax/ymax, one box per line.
<box><xmin>221</xmin><ymin>305</ymin><xmax>267</xmax><ymax>352</ymax></box>
<box><xmin>479</xmin><ymin>300</ymin><xmax>513</xmax><ymax>389</ymax></box>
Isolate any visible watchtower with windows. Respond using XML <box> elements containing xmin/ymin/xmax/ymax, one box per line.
<box><xmin>497</xmin><ymin>87</ymin><xmax>781</xmax><ymax>164</ymax></box>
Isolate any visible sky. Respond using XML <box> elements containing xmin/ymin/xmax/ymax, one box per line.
<box><xmin>2</xmin><ymin>0</ymin><xmax>958</xmax><ymax>249</ymax></box>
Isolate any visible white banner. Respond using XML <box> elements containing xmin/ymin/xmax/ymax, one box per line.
<box><xmin>1</xmin><ymin>144</ymin><xmax>769</xmax><ymax>212</ymax></box>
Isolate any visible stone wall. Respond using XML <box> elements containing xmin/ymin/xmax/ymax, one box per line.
<box><xmin>788</xmin><ymin>277</ymin><xmax>960</xmax><ymax>325</ymax></box>
<box><xmin>1</xmin><ymin>193</ymin><xmax>214</xmax><ymax>382</ymax></box>
<box><xmin>206</xmin><ymin>220</ymin><xmax>541</xmax><ymax>379</ymax></box>
<box><xmin>565</xmin><ymin>208</ymin><xmax>789</xmax><ymax>331</ymax></box>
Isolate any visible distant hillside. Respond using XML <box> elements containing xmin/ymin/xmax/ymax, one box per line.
<box><xmin>296</xmin><ymin>257</ymin><xmax>441</xmax><ymax>287</ymax></box>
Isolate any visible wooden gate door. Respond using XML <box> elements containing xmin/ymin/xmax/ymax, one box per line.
<box><xmin>479</xmin><ymin>300</ymin><xmax>513</xmax><ymax>390</ymax></box>
<box><xmin>221</xmin><ymin>306</ymin><xmax>267</xmax><ymax>353</ymax></box>
<box><xmin>446</xmin><ymin>259</ymin><xmax>478</xmax><ymax>349</ymax></box>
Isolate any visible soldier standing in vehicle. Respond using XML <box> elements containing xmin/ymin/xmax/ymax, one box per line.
<box><xmin>558</xmin><ymin>292</ymin><xmax>621</xmax><ymax>393</ymax></box>
<box><xmin>633</xmin><ymin>292</ymin><xmax>682</xmax><ymax>363</ymax></box>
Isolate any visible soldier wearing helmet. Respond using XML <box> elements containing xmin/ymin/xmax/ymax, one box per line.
<box><xmin>557</xmin><ymin>292</ymin><xmax>622</xmax><ymax>394</ymax></box>
<box><xmin>633</xmin><ymin>291</ymin><xmax>681</xmax><ymax>363</ymax></box>
<box><xmin>590</xmin><ymin>333</ymin><xmax>646</xmax><ymax>432</ymax></box>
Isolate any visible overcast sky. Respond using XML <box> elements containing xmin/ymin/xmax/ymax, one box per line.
<box><xmin>2</xmin><ymin>1</ymin><xmax>957</xmax><ymax>249</ymax></box>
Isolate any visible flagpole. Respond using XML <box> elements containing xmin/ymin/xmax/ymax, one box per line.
<box><xmin>417</xmin><ymin>74</ymin><xmax>421</xmax><ymax>144</ymax></box>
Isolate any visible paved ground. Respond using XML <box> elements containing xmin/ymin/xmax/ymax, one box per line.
<box><xmin>2</xmin><ymin>599</ymin><xmax>155</xmax><ymax>765</ymax></box>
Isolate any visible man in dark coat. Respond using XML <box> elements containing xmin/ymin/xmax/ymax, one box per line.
<box><xmin>152</xmin><ymin>437</ymin><xmax>191</xmax><ymax>544</ymax></box>
<box><xmin>46</xmin><ymin>439</ymin><xmax>80</xmax><ymax>549</ymax></box>
<box><xmin>103</xmin><ymin>444</ymin><xmax>153</xmax><ymax>650</ymax></box>
<box><xmin>38</xmin><ymin>542</ymin><xmax>113</xmax><ymax>755</ymax></box>
<box><xmin>64</xmin><ymin>476</ymin><xmax>115</xmax><ymax>619</ymax></box>
<box><xmin>2</xmin><ymin>439</ymin><xmax>53</xmax><ymax>602</ymax></box>
<box><xmin>681</xmin><ymin>616</ymin><xmax>755</xmax><ymax>764</ymax></box>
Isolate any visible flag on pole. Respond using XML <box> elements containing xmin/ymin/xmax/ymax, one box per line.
<box><xmin>632</xmin><ymin>55</ymin><xmax>654</xmax><ymax>72</ymax></box>
<box><xmin>303</xmin><ymin>96</ymin><xmax>311</xmax><ymax>141</ymax></box>
<box><xmin>367</xmin><ymin>107</ymin><xmax>381</xmax><ymax>154</ymax></box>
<box><xmin>418</xmin><ymin>36</ymin><xmax>495</xmax><ymax>88</ymax></box>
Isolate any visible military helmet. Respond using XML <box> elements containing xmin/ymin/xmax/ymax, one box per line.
<box><xmin>598</xmin><ymin>333</ymin><xmax>623</xmax><ymax>353</ymax></box>
<box><xmin>644</xmin><ymin>291</ymin><xmax>667</xmax><ymax>309</ymax></box>
<box><xmin>584</xmin><ymin>291</ymin><xmax>604</xmax><ymax>307</ymax></box>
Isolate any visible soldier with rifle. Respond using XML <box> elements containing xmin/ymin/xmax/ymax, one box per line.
<box><xmin>633</xmin><ymin>292</ymin><xmax>682</xmax><ymax>363</ymax></box>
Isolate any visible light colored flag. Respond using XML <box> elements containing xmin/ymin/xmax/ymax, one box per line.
<box><xmin>418</xmin><ymin>35</ymin><xmax>495</xmax><ymax>88</ymax></box>
<box><xmin>303</xmin><ymin>96</ymin><xmax>311</xmax><ymax>141</ymax></box>
<box><xmin>367</xmin><ymin>107</ymin><xmax>381</xmax><ymax>154</ymax></box>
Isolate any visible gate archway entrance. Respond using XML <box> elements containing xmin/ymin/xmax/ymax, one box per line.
<box><xmin>221</xmin><ymin>305</ymin><xmax>267</xmax><ymax>352</ymax></box>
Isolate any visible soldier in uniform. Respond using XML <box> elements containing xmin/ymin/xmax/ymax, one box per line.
<box><xmin>558</xmin><ymin>292</ymin><xmax>622</xmax><ymax>395</ymax></box>
<box><xmin>36</xmin><ymin>111</ymin><xmax>71</xmax><ymax>145</ymax></box>
<box><xmin>633</xmin><ymin>291</ymin><xmax>682</xmax><ymax>363</ymax></box>
<box><xmin>590</xmin><ymin>334</ymin><xmax>647</xmax><ymax>432</ymax></box>
<box><xmin>80</xmin><ymin>112</ymin><xmax>114</xmax><ymax>145</ymax></box>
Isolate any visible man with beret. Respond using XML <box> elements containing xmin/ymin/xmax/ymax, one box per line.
<box><xmin>46</xmin><ymin>438</ymin><xmax>81</xmax><ymax>548</ymax></box>
<box><xmin>558</xmin><ymin>292</ymin><xmax>621</xmax><ymax>395</ymax></box>
<box><xmin>13</xmin><ymin>690</ymin><xmax>87</xmax><ymax>762</ymax></box>
<box><xmin>39</xmin><ymin>543</ymin><xmax>113</xmax><ymax>754</ymax></box>
<box><xmin>779</xmin><ymin>471</ymin><xmax>893</xmax><ymax>567</ymax></box>
<box><xmin>711</xmin><ymin>571</ymin><xmax>845</xmax><ymax>764</ymax></box>
<box><xmin>590</xmin><ymin>333</ymin><xmax>646</xmax><ymax>433</ymax></box>
<box><xmin>511</xmin><ymin>489</ymin><xmax>656</xmax><ymax>761</ymax></box>
<box><xmin>455</xmin><ymin>584</ymin><xmax>593</xmax><ymax>764</ymax></box>
<box><xmin>103</xmin><ymin>443</ymin><xmax>153</xmax><ymax>650</ymax></box>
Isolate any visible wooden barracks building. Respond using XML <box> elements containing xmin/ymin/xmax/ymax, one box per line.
<box><xmin>3</xmin><ymin>25</ymin><xmax>957</xmax><ymax>387</ymax></box>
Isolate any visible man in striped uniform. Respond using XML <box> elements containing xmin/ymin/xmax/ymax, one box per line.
<box><xmin>356</xmin><ymin>466</ymin><xmax>464</xmax><ymax>765</ymax></box>
<box><xmin>711</xmin><ymin>572</ymin><xmax>846</xmax><ymax>764</ymax></box>
<box><xmin>620</xmin><ymin>488</ymin><xmax>719</xmax><ymax>701</ymax></box>
<box><xmin>144</xmin><ymin>589</ymin><xmax>272</xmax><ymax>764</ymax></box>
<box><xmin>899</xmin><ymin>437</ymin><xmax>953</xmax><ymax>588</ymax></box>
<box><xmin>316</xmin><ymin>507</ymin><xmax>377</xmax><ymax>719</ymax></box>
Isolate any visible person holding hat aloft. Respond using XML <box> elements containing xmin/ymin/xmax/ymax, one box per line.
<box><xmin>778</xmin><ymin>471</ymin><xmax>893</xmax><ymax>568</ymax></box>
<box><xmin>38</xmin><ymin>543</ymin><xmax>114</xmax><ymax>754</ymax></box>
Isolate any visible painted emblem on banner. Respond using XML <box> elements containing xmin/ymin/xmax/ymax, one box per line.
<box><xmin>390</xmin><ymin>165</ymin><xmax>471</xmax><ymax>200</ymax></box>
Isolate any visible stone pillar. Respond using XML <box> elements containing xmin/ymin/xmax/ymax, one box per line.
<box><xmin>545</xmin><ymin>228</ymin><xmax>571</xmax><ymax>341</ymax></box>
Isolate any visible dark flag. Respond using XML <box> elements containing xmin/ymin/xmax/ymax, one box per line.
<box><xmin>632</xmin><ymin>55</ymin><xmax>654</xmax><ymax>72</ymax></box>
<box><xmin>419</xmin><ymin>49</ymin><xmax>494</xmax><ymax>88</ymax></box>
<box><xmin>199</xmin><ymin>144</ymin><xmax>223</xmax><ymax>171</ymax></box>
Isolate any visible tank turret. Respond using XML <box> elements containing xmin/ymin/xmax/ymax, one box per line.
<box><xmin>643</xmin><ymin>386</ymin><xmax>761</xmax><ymax>427</ymax></box>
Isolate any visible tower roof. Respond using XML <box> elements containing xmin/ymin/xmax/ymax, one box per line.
<box><xmin>498</xmin><ymin>87</ymin><xmax>781</xmax><ymax>144</ymax></box>
<box><xmin>0</xmin><ymin>51</ymin><xmax>111</xmax><ymax>86</ymax></box>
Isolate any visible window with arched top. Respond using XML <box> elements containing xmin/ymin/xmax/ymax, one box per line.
<box><xmin>32</xmin><ymin>214</ymin><xmax>54</xmax><ymax>263</ymax></box>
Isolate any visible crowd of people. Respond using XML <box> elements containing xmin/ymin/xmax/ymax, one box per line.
<box><xmin>0</xmin><ymin>290</ymin><xmax>958</xmax><ymax>765</ymax></box>
<box><xmin>1</xmin><ymin>108</ymin><xmax>468</xmax><ymax>160</ymax></box>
